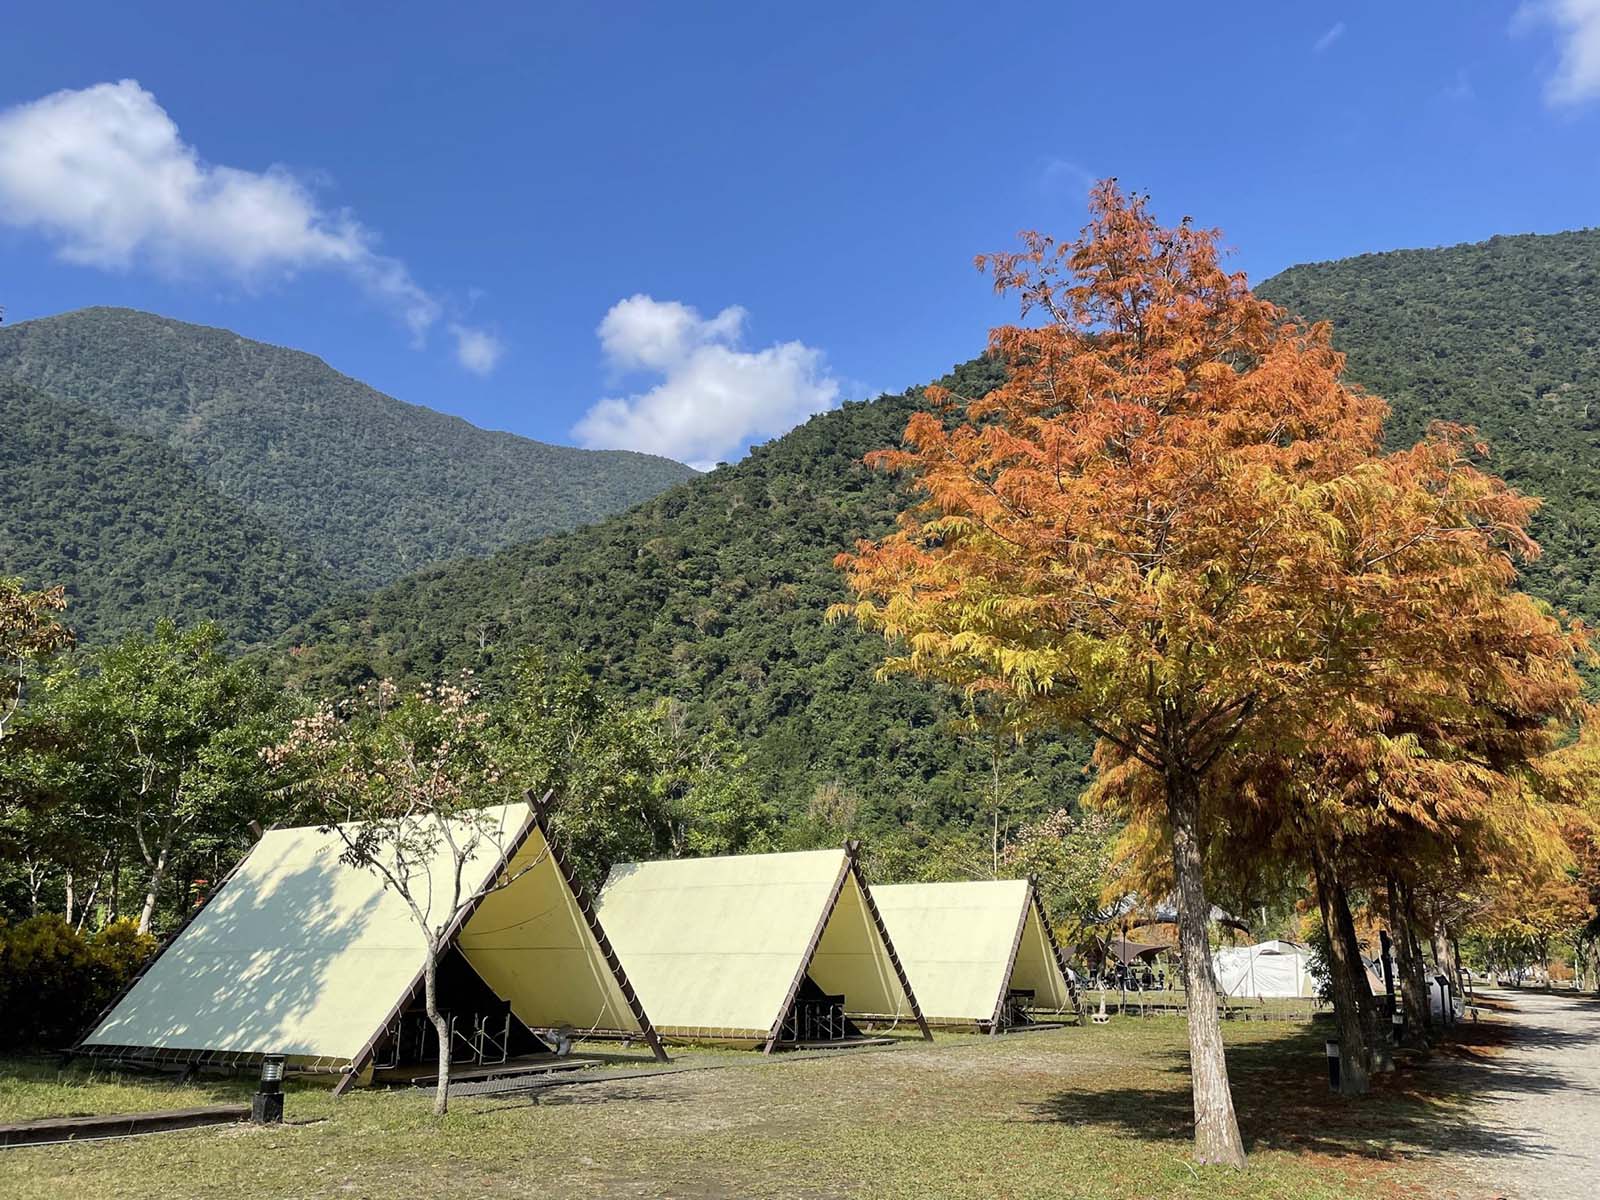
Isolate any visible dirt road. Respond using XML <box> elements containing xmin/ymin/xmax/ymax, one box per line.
<box><xmin>1446</xmin><ymin>988</ymin><xmax>1600</xmax><ymax>1199</ymax></box>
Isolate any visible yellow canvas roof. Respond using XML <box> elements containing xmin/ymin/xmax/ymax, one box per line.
<box><xmin>83</xmin><ymin>802</ymin><xmax>660</xmax><ymax>1068</ymax></box>
<box><xmin>595</xmin><ymin>847</ymin><xmax>927</xmax><ymax>1045</ymax></box>
<box><xmin>871</xmin><ymin>879</ymin><xmax>1075</xmax><ymax>1026</ymax></box>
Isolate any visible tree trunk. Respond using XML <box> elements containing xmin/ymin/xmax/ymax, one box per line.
<box><xmin>137</xmin><ymin>823</ymin><xmax>176</xmax><ymax>935</ymax></box>
<box><xmin>74</xmin><ymin>850</ymin><xmax>114</xmax><ymax>933</ymax></box>
<box><xmin>423</xmin><ymin>944</ymin><xmax>452</xmax><ymax>1117</ymax></box>
<box><xmin>1398</xmin><ymin>882</ymin><xmax>1436</xmax><ymax>1042</ymax></box>
<box><xmin>1386</xmin><ymin>879</ymin><xmax>1429</xmax><ymax>1050</ymax></box>
<box><xmin>1308</xmin><ymin>842</ymin><xmax>1371</xmax><ymax>1095</ymax></box>
<box><xmin>1164</xmin><ymin>770</ymin><xmax>1246</xmax><ymax>1167</ymax></box>
<box><xmin>1335</xmin><ymin>878</ymin><xmax>1391</xmax><ymax>1073</ymax></box>
<box><xmin>1450</xmin><ymin>934</ymin><xmax>1468</xmax><ymax>1003</ymax></box>
<box><xmin>25</xmin><ymin>859</ymin><xmax>42</xmax><ymax>917</ymax></box>
<box><xmin>65</xmin><ymin>869</ymin><xmax>75</xmax><ymax>925</ymax></box>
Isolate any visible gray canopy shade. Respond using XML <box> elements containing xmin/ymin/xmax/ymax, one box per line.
<box><xmin>1090</xmin><ymin>895</ymin><xmax>1252</xmax><ymax>934</ymax></box>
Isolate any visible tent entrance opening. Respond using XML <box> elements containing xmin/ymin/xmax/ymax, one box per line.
<box><xmin>778</xmin><ymin>975</ymin><xmax>865</xmax><ymax>1045</ymax></box>
<box><xmin>372</xmin><ymin>947</ymin><xmax>550</xmax><ymax>1072</ymax></box>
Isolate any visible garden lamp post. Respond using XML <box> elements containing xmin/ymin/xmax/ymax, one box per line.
<box><xmin>252</xmin><ymin>1054</ymin><xmax>286</xmax><ymax>1124</ymax></box>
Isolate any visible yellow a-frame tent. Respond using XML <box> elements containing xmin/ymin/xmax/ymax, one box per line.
<box><xmin>596</xmin><ymin>843</ymin><xmax>931</xmax><ymax>1051</ymax></box>
<box><xmin>871</xmin><ymin>879</ymin><xmax>1082</xmax><ymax>1031</ymax></box>
<box><xmin>77</xmin><ymin>801</ymin><xmax>665</xmax><ymax>1086</ymax></box>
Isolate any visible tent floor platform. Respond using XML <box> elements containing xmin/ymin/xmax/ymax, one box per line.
<box><xmin>993</xmin><ymin>1020</ymin><xmax>1075</xmax><ymax>1034</ymax></box>
<box><xmin>779</xmin><ymin>1036</ymin><xmax>896</xmax><ymax>1051</ymax></box>
<box><xmin>0</xmin><ymin>1104</ymin><xmax>249</xmax><ymax>1148</ymax></box>
<box><xmin>379</xmin><ymin>1053</ymin><xmax>603</xmax><ymax>1089</ymax></box>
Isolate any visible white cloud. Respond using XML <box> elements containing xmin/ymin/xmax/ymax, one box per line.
<box><xmin>1313</xmin><ymin>22</ymin><xmax>1346</xmax><ymax>54</ymax></box>
<box><xmin>1517</xmin><ymin>1</ymin><xmax>1600</xmax><ymax>105</ymax></box>
<box><xmin>0</xmin><ymin>79</ymin><xmax>498</xmax><ymax>371</ymax></box>
<box><xmin>574</xmin><ymin>294</ymin><xmax>840</xmax><ymax>469</ymax></box>
<box><xmin>597</xmin><ymin>294</ymin><xmax>746</xmax><ymax>370</ymax></box>
<box><xmin>450</xmin><ymin>324</ymin><xmax>504</xmax><ymax>375</ymax></box>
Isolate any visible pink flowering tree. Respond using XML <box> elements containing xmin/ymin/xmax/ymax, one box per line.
<box><xmin>268</xmin><ymin>675</ymin><xmax>545</xmax><ymax>1116</ymax></box>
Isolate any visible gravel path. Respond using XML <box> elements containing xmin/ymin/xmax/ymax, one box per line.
<box><xmin>1445</xmin><ymin>988</ymin><xmax>1600</xmax><ymax>1199</ymax></box>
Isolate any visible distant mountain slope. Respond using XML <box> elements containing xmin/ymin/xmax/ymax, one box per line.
<box><xmin>283</xmin><ymin>356</ymin><xmax>1090</xmax><ymax>830</ymax></box>
<box><xmin>1257</xmin><ymin>228</ymin><xmax>1600</xmax><ymax>621</ymax></box>
<box><xmin>281</xmin><ymin>227</ymin><xmax>1600</xmax><ymax>824</ymax></box>
<box><xmin>0</xmin><ymin>380</ymin><xmax>346</xmax><ymax>647</ymax></box>
<box><xmin>0</xmin><ymin>308</ymin><xmax>697</xmax><ymax>587</ymax></box>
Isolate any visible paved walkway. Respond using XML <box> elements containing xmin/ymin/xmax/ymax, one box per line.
<box><xmin>1446</xmin><ymin>988</ymin><xmax>1600</xmax><ymax>1199</ymax></box>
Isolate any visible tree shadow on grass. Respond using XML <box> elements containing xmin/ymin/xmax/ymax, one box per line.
<box><xmin>1023</xmin><ymin>1021</ymin><xmax>1576</xmax><ymax>1162</ymax></box>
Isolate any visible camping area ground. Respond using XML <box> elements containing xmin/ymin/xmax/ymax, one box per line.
<box><xmin>5</xmin><ymin>988</ymin><xmax>1597</xmax><ymax>1200</ymax></box>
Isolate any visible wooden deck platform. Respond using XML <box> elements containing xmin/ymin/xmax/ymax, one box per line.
<box><xmin>379</xmin><ymin>1053</ymin><xmax>602</xmax><ymax>1089</ymax></box>
<box><xmin>782</xmin><ymin>1036</ymin><xmax>896</xmax><ymax>1050</ymax></box>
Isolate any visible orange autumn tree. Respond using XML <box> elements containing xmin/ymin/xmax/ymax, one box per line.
<box><xmin>833</xmin><ymin>182</ymin><xmax>1557</xmax><ymax>1165</ymax></box>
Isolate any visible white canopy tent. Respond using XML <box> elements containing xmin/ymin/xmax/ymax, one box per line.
<box><xmin>871</xmin><ymin>879</ymin><xmax>1081</xmax><ymax>1030</ymax></box>
<box><xmin>77</xmin><ymin>801</ymin><xmax>665</xmax><ymax>1086</ymax></box>
<box><xmin>595</xmin><ymin>844</ymin><xmax>930</xmax><ymax>1050</ymax></box>
<box><xmin>1211</xmin><ymin>940</ymin><xmax>1318</xmax><ymax>999</ymax></box>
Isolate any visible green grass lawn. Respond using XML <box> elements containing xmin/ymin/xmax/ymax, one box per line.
<box><xmin>1</xmin><ymin>1018</ymin><xmax>1490</xmax><ymax>1199</ymax></box>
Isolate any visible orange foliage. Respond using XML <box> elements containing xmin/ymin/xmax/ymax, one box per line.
<box><xmin>834</xmin><ymin>180</ymin><xmax>1590</xmax><ymax>1159</ymax></box>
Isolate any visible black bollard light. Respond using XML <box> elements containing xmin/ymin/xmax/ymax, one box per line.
<box><xmin>252</xmin><ymin>1054</ymin><xmax>286</xmax><ymax>1124</ymax></box>
<box><xmin>1324</xmin><ymin>1039</ymin><xmax>1341</xmax><ymax>1091</ymax></box>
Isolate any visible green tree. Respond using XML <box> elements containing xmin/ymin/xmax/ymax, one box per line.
<box><xmin>0</xmin><ymin>578</ymin><xmax>71</xmax><ymax>745</ymax></box>
<box><xmin>489</xmin><ymin>656</ymin><xmax>774</xmax><ymax>886</ymax></box>
<box><xmin>1002</xmin><ymin>809</ymin><xmax>1123</xmax><ymax>948</ymax></box>
<box><xmin>53</xmin><ymin>620</ymin><xmax>282</xmax><ymax>933</ymax></box>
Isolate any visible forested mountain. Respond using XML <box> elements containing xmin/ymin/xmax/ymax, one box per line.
<box><xmin>1257</xmin><ymin>228</ymin><xmax>1600</xmax><ymax>620</ymax></box>
<box><xmin>280</xmin><ymin>227</ymin><xmax>1600</xmax><ymax>829</ymax></box>
<box><xmin>1</xmin><ymin>380</ymin><xmax>346</xmax><ymax>647</ymax></box>
<box><xmin>0</xmin><ymin>308</ymin><xmax>696</xmax><ymax>588</ymax></box>
<box><xmin>282</xmin><ymin>356</ymin><xmax>1091</xmax><ymax>835</ymax></box>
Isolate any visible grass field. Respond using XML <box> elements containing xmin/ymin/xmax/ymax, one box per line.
<box><xmin>1</xmin><ymin>1017</ymin><xmax>1493</xmax><ymax>1200</ymax></box>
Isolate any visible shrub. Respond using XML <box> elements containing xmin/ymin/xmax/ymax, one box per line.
<box><xmin>0</xmin><ymin>916</ymin><xmax>155</xmax><ymax>1050</ymax></box>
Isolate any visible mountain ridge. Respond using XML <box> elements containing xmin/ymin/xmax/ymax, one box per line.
<box><xmin>0</xmin><ymin>307</ymin><xmax>698</xmax><ymax>589</ymax></box>
<box><xmin>0</xmin><ymin>378</ymin><xmax>349</xmax><ymax>647</ymax></box>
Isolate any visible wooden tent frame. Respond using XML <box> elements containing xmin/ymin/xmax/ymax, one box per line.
<box><xmin>761</xmin><ymin>841</ymin><xmax>932</xmax><ymax>1054</ymax></box>
<box><xmin>334</xmin><ymin>797</ymin><xmax>668</xmax><ymax>1094</ymax></box>
<box><xmin>982</xmin><ymin>877</ymin><xmax>1085</xmax><ymax>1033</ymax></box>
<box><xmin>73</xmin><ymin>797</ymin><xmax>668</xmax><ymax>1090</ymax></box>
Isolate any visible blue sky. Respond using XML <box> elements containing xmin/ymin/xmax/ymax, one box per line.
<box><xmin>2</xmin><ymin>2</ymin><xmax>1598</xmax><ymax>468</ymax></box>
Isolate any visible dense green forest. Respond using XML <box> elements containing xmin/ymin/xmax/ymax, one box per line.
<box><xmin>1258</xmin><ymin>229</ymin><xmax>1600</xmax><ymax>620</ymax></box>
<box><xmin>281</xmin><ymin>228</ymin><xmax>1600</xmax><ymax>832</ymax></box>
<box><xmin>0</xmin><ymin>308</ymin><xmax>697</xmax><ymax>589</ymax></box>
<box><xmin>282</xmin><ymin>355</ymin><xmax>1092</xmax><ymax>837</ymax></box>
<box><xmin>0</xmin><ymin>381</ymin><xmax>347</xmax><ymax>647</ymax></box>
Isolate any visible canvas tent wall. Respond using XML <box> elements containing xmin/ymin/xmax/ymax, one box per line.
<box><xmin>595</xmin><ymin>844</ymin><xmax>930</xmax><ymax>1051</ymax></box>
<box><xmin>77</xmin><ymin>800</ymin><xmax>665</xmax><ymax>1084</ymax></box>
<box><xmin>1211</xmin><ymin>940</ymin><xmax>1317</xmax><ymax>999</ymax></box>
<box><xmin>871</xmin><ymin>879</ymin><xmax>1081</xmax><ymax>1031</ymax></box>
